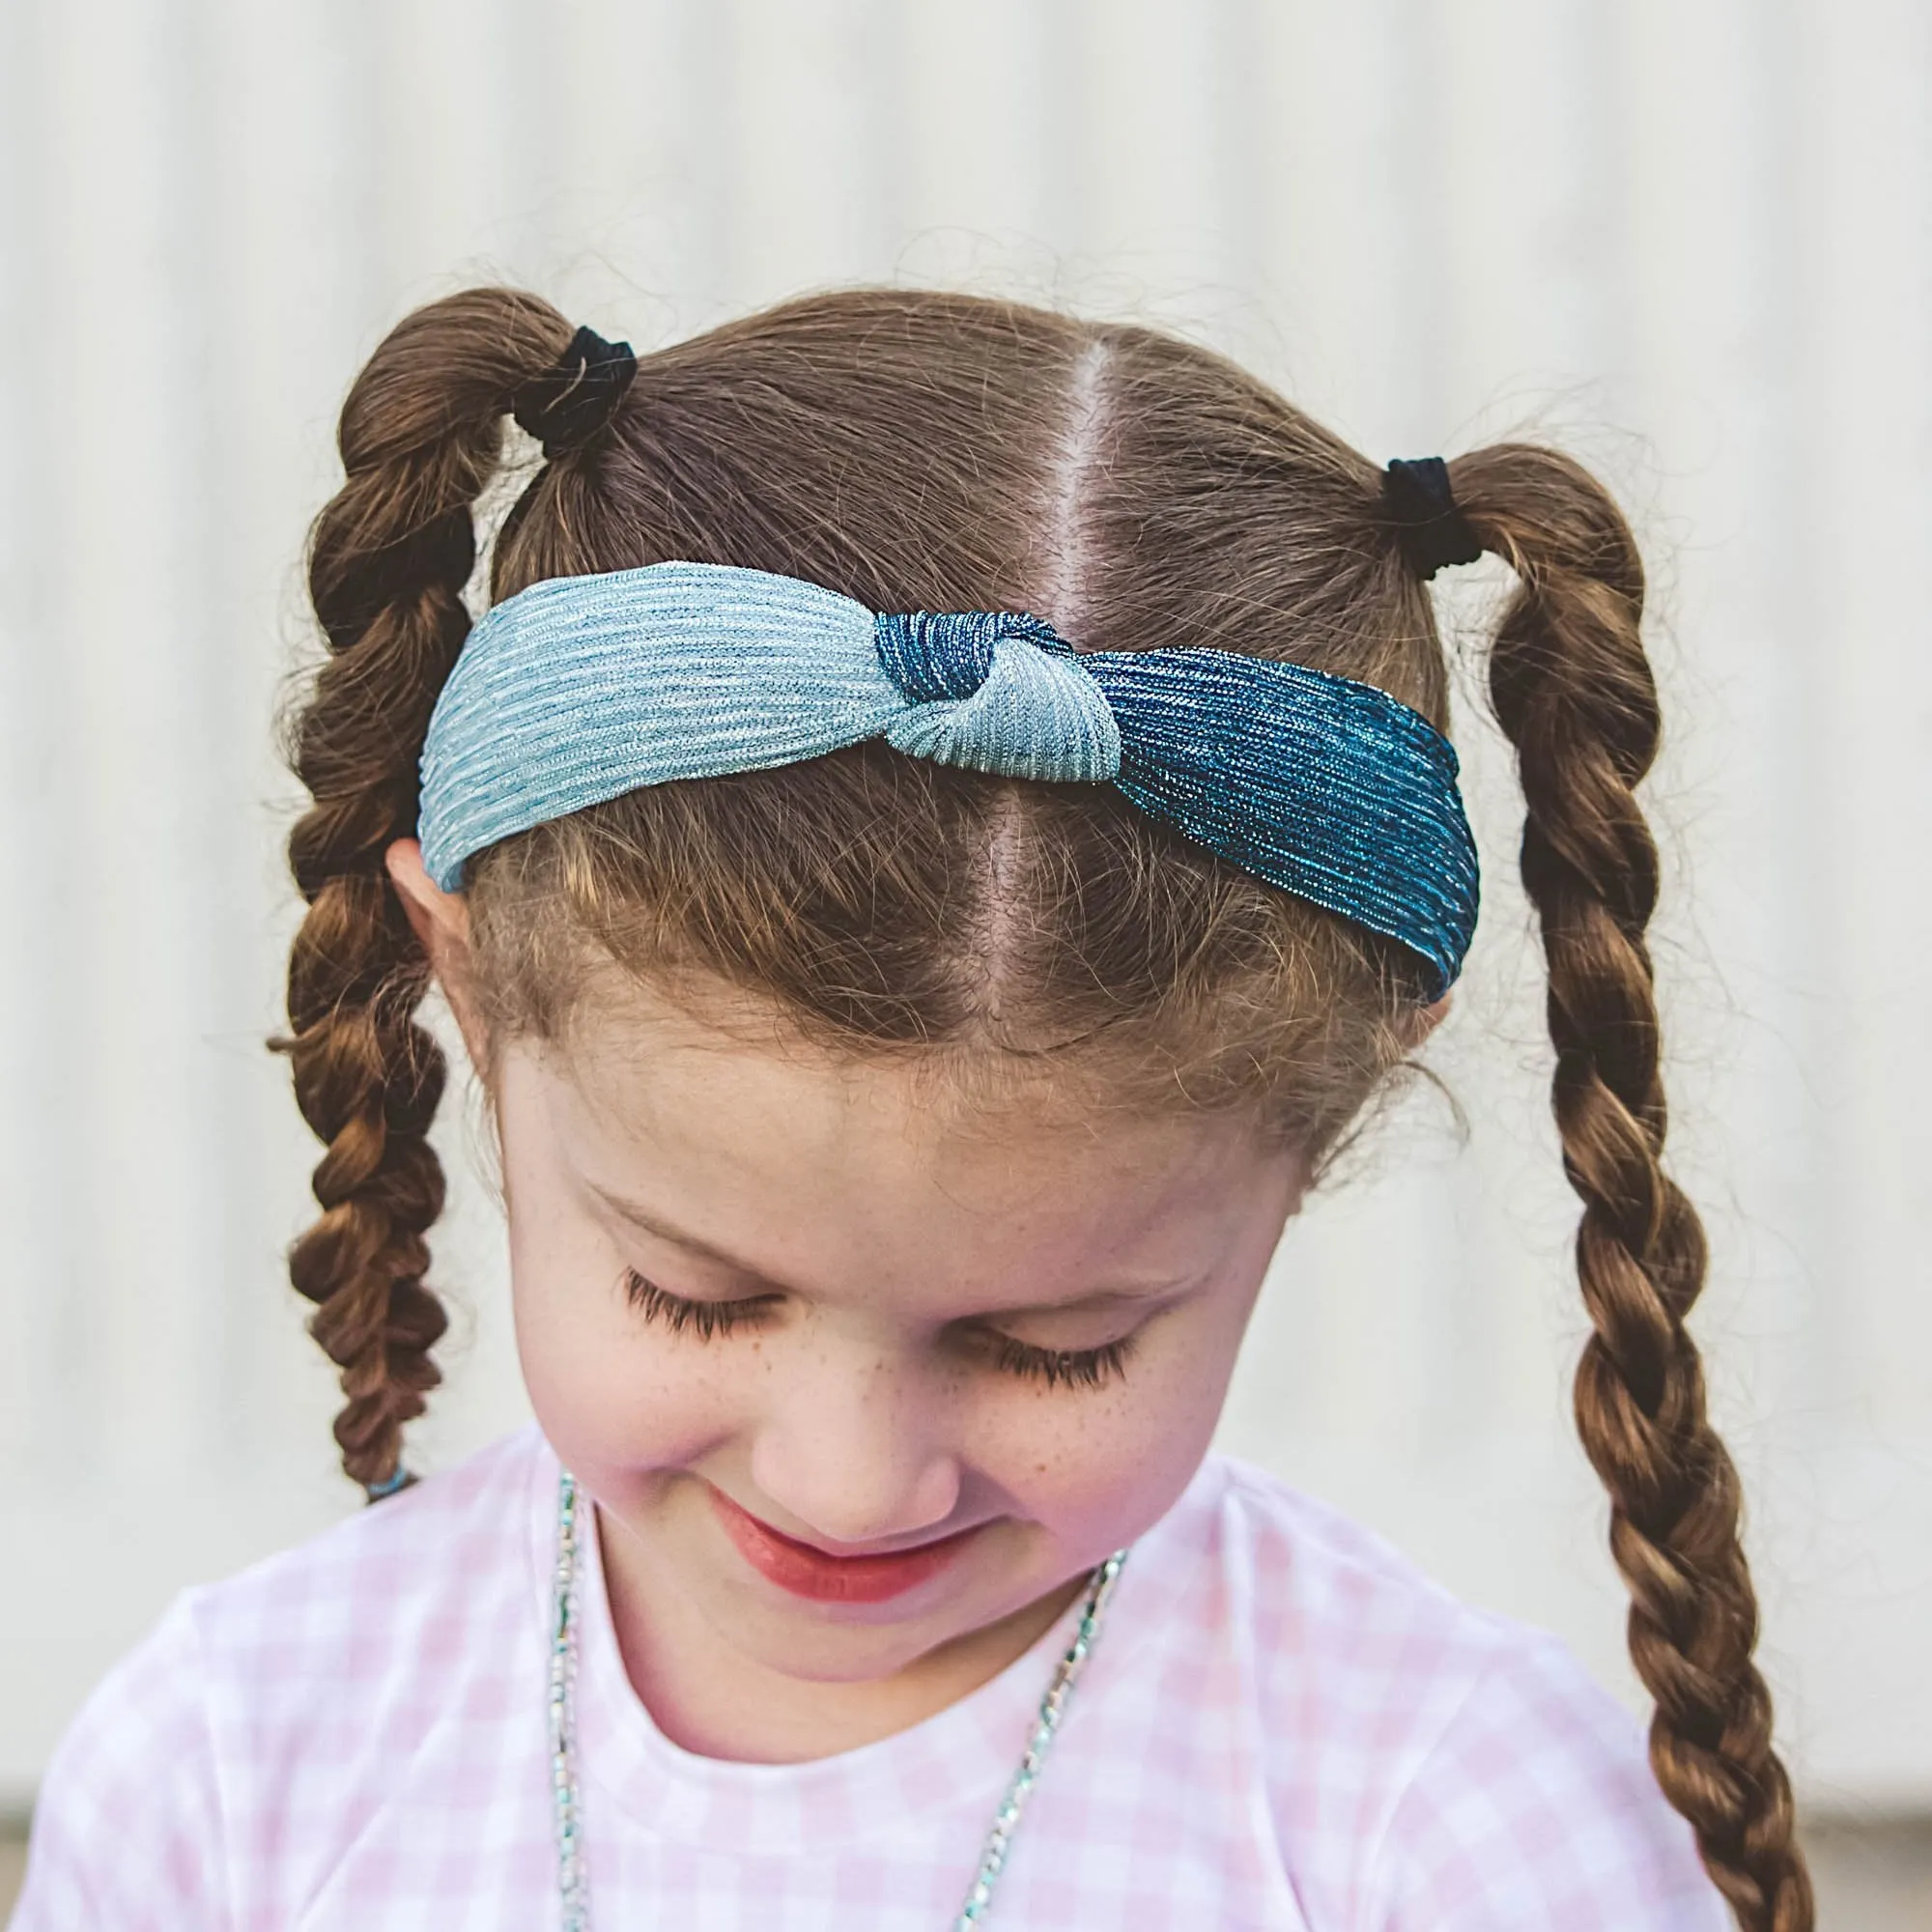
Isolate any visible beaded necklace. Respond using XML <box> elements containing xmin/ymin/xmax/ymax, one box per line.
<box><xmin>548</xmin><ymin>1471</ymin><xmax>1128</xmax><ymax>1929</ymax></box>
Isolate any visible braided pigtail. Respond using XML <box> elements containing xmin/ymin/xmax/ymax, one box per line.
<box><xmin>279</xmin><ymin>289</ymin><xmax>582</xmax><ymax>1493</ymax></box>
<box><xmin>1447</xmin><ymin>446</ymin><xmax>1811</xmax><ymax>1929</ymax></box>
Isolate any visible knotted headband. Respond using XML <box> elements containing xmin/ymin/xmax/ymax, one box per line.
<box><xmin>418</xmin><ymin>562</ymin><xmax>1481</xmax><ymax>995</ymax></box>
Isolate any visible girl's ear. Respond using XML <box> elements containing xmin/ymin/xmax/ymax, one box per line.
<box><xmin>385</xmin><ymin>838</ymin><xmax>491</xmax><ymax>1067</ymax></box>
<box><xmin>1406</xmin><ymin>990</ymin><xmax>1452</xmax><ymax>1048</ymax></box>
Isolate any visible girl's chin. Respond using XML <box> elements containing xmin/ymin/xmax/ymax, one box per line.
<box><xmin>711</xmin><ymin>1572</ymin><xmax>1069</xmax><ymax>1690</ymax></box>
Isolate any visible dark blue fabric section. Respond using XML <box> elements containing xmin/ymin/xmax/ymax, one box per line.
<box><xmin>1083</xmin><ymin>647</ymin><xmax>1479</xmax><ymax>998</ymax></box>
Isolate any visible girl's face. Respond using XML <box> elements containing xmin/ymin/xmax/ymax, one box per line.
<box><xmin>497</xmin><ymin>971</ymin><xmax>1306</xmax><ymax>1698</ymax></box>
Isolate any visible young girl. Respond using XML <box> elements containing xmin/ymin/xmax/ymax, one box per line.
<box><xmin>13</xmin><ymin>287</ymin><xmax>1810</xmax><ymax>1930</ymax></box>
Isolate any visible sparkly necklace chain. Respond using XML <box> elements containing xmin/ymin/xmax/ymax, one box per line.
<box><xmin>548</xmin><ymin>1471</ymin><xmax>1128</xmax><ymax>1929</ymax></box>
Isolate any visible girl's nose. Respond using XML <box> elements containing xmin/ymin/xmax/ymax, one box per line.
<box><xmin>746</xmin><ymin>1357</ymin><xmax>962</xmax><ymax>1548</ymax></box>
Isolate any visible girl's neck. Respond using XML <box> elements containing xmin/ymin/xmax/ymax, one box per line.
<box><xmin>596</xmin><ymin>1507</ymin><xmax>1086</xmax><ymax>1764</ymax></box>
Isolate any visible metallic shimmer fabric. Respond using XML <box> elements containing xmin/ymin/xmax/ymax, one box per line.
<box><xmin>418</xmin><ymin>561</ymin><xmax>1479</xmax><ymax>993</ymax></box>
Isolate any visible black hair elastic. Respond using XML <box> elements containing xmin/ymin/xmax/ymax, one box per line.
<box><xmin>1381</xmin><ymin>456</ymin><xmax>1484</xmax><ymax>580</ymax></box>
<box><xmin>512</xmin><ymin>325</ymin><xmax>639</xmax><ymax>459</ymax></box>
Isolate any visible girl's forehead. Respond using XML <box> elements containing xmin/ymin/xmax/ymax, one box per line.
<box><xmin>536</xmin><ymin>971</ymin><xmax>1260</xmax><ymax>1173</ymax></box>
<box><xmin>502</xmin><ymin>995</ymin><xmax>1296</xmax><ymax>1300</ymax></box>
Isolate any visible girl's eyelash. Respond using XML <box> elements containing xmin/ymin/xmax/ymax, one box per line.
<box><xmin>624</xmin><ymin>1270</ymin><xmax>775</xmax><ymax>1340</ymax></box>
<box><xmin>623</xmin><ymin>1268</ymin><xmax>1136</xmax><ymax>1388</ymax></box>
<box><xmin>988</xmin><ymin>1332</ymin><xmax>1136</xmax><ymax>1390</ymax></box>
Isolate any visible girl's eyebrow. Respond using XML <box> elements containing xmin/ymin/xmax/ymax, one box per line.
<box><xmin>586</xmin><ymin>1182</ymin><xmax>1200</xmax><ymax>1314</ymax></box>
<box><xmin>590</xmin><ymin>1185</ymin><xmax>763</xmax><ymax>1272</ymax></box>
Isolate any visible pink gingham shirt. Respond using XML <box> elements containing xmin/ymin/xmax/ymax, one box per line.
<box><xmin>14</xmin><ymin>1425</ymin><xmax>1726</xmax><ymax>1929</ymax></box>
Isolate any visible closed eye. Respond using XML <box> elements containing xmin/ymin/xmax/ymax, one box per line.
<box><xmin>624</xmin><ymin>1270</ymin><xmax>779</xmax><ymax>1340</ymax></box>
<box><xmin>624</xmin><ymin>1269</ymin><xmax>1138</xmax><ymax>1390</ymax></box>
<box><xmin>985</xmin><ymin>1332</ymin><xmax>1136</xmax><ymax>1389</ymax></box>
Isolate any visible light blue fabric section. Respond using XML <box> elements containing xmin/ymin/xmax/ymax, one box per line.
<box><xmin>420</xmin><ymin>564</ymin><xmax>892</xmax><ymax>890</ymax></box>
<box><xmin>418</xmin><ymin>561</ymin><xmax>1122</xmax><ymax>892</ymax></box>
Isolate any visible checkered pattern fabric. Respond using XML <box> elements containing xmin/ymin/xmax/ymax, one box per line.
<box><xmin>14</xmin><ymin>1428</ymin><xmax>1727</xmax><ymax>1929</ymax></box>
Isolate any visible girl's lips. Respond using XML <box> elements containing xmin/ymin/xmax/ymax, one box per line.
<box><xmin>706</xmin><ymin>1485</ymin><xmax>980</xmax><ymax>1603</ymax></box>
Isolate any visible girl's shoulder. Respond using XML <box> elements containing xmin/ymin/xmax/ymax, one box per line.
<box><xmin>1199</xmin><ymin>1450</ymin><xmax>1645</xmax><ymax>1768</ymax></box>
<box><xmin>13</xmin><ymin>1427</ymin><xmax>554</xmax><ymax>1930</ymax></box>
<box><xmin>1172</xmin><ymin>1449</ymin><xmax>1558</xmax><ymax>1686</ymax></box>
<box><xmin>183</xmin><ymin>1420</ymin><xmax>551</xmax><ymax>1652</ymax></box>
<box><xmin>1151</xmin><ymin>1456</ymin><xmax>1724</xmax><ymax>1926</ymax></box>
<box><xmin>160</xmin><ymin>1419</ymin><xmax>553</xmax><ymax>1767</ymax></box>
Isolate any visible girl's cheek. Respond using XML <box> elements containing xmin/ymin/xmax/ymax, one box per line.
<box><xmin>965</xmin><ymin>1350</ymin><xmax>1231</xmax><ymax>1548</ymax></box>
<box><xmin>523</xmin><ymin>1336</ymin><xmax>750</xmax><ymax>1496</ymax></box>
<box><xmin>508</xmin><ymin>1230</ymin><xmax>742</xmax><ymax>1475</ymax></box>
<box><xmin>1012</xmin><ymin>1298</ymin><xmax>1252</xmax><ymax>1538</ymax></box>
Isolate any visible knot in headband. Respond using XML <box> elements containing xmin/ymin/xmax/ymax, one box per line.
<box><xmin>419</xmin><ymin>561</ymin><xmax>1480</xmax><ymax>996</ymax></box>
<box><xmin>872</xmin><ymin>610</ymin><xmax>1122</xmax><ymax>781</ymax></box>
<box><xmin>512</xmin><ymin>325</ymin><xmax>638</xmax><ymax>459</ymax></box>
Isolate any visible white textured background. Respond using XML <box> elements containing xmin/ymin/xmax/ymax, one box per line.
<box><xmin>2</xmin><ymin>0</ymin><xmax>1929</xmax><ymax>1833</ymax></box>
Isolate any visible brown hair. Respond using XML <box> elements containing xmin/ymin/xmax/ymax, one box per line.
<box><xmin>279</xmin><ymin>285</ymin><xmax>1809</xmax><ymax>1926</ymax></box>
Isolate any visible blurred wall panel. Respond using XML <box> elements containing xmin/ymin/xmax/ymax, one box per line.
<box><xmin>1</xmin><ymin>0</ymin><xmax>1927</xmax><ymax>1810</ymax></box>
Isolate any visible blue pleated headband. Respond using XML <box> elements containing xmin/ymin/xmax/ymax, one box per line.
<box><xmin>418</xmin><ymin>561</ymin><xmax>1480</xmax><ymax>995</ymax></box>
